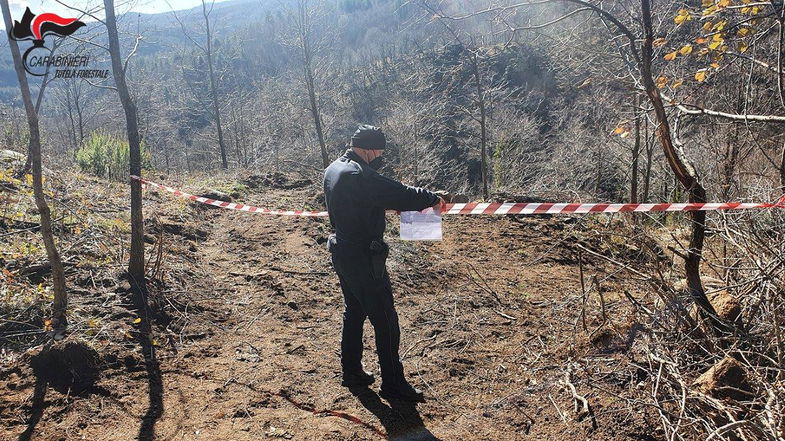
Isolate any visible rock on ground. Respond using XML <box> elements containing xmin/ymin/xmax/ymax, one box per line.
<box><xmin>693</xmin><ymin>355</ymin><xmax>754</xmax><ymax>401</ymax></box>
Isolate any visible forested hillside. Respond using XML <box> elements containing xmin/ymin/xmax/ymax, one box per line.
<box><xmin>2</xmin><ymin>0</ymin><xmax>785</xmax><ymax>440</ymax></box>
<box><xmin>1</xmin><ymin>0</ymin><xmax>654</xmax><ymax>198</ymax></box>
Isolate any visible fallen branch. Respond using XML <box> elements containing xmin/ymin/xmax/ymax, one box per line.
<box><xmin>466</xmin><ymin>262</ymin><xmax>505</xmax><ymax>306</ymax></box>
<box><xmin>563</xmin><ymin>368</ymin><xmax>598</xmax><ymax>430</ymax></box>
<box><xmin>493</xmin><ymin>309</ymin><xmax>517</xmax><ymax>321</ymax></box>
<box><xmin>548</xmin><ymin>393</ymin><xmax>567</xmax><ymax>423</ymax></box>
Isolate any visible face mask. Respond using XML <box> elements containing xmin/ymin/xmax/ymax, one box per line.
<box><xmin>369</xmin><ymin>155</ymin><xmax>385</xmax><ymax>170</ymax></box>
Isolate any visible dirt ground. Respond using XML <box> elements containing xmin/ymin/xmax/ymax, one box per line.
<box><xmin>1</xmin><ymin>175</ymin><xmax>661</xmax><ymax>440</ymax></box>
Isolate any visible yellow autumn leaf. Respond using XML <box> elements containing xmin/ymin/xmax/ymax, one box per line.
<box><xmin>672</xmin><ymin>79</ymin><xmax>684</xmax><ymax>88</ymax></box>
<box><xmin>653</xmin><ymin>37</ymin><xmax>667</xmax><ymax>47</ymax></box>
<box><xmin>737</xmin><ymin>28</ymin><xmax>750</xmax><ymax>37</ymax></box>
<box><xmin>739</xmin><ymin>42</ymin><xmax>749</xmax><ymax>52</ymax></box>
<box><xmin>25</xmin><ymin>174</ymin><xmax>32</xmax><ymax>186</ymax></box>
<box><xmin>701</xmin><ymin>0</ymin><xmax>713</xmax><ymax>6</ymax></box>
<box><xmin>133</xmin><ymin>317</ymin><xmax>142</xmax><ymax>324</ymax></box>
<box><xmin>741</xmin><ymin>7</ymin><xmax>750</xmax><ymax>13</ymax></box>
<box><xmin>656</xmin><ymin>76</ymin><xmax>668</xmax><ymax>88</ymax></box>
<box><xmin>751</xmin><ymin>6</ymin><xmax>760</xmax><ymax>14</ymax></box>
<box><xmin>717</xmin><ymin>0</ymin><xmax>731</xmax><ymax>8</ymax></box>
<box><xmin>709</xmin><ymin>40</ymin><xmax>723</xmax><ymax>50</ymax></box>
<box><xmin>664</xmin><ymin>51</ymin><xmax>678</xmax><ymax>61</ymax></box>
<box><xmin>675</xmin><ymin>9</ymin><xmax>692</xmax><ymax>24</ymax></box>
<box><xmin>703</xmin><ymin>21</ymin><xmax>714</xmax><ymax>31</ymax></box>
<box><xmin>714</xmin><ymin>20</ymin><xmax>727</xmax><ymax>31</ymax></box>
<box><xmin>679</xmin><ymin>44</ymin><xmax>694</xmax><ymax>55</ymax></box>
<box><xmin>713</xmin><ymin>33</ymin><xmax>724</xmax><ymax>41</ymax></box>
<box><xmin>695</xmin><ymin>70</ymin><xmax>708</xmax><ymax>82</ymax></box>
<box><xmin>711</xmin><ymin>62</ymin><xmax>720</xmax><ymax>68</ymax></box>
<box><xmin>613</xmin><ymin>127</ymin><xmax>626</xmax><ymax>135</ymax></box>
<box><xmin>88</xmin><ymin>318</ymin><xmax>99</xmax><ymax>328</ymax></box>
<box><xmin>703</xmin><ymin>5</ymin><xmax>718</xmax><ymax>16</ymax></box>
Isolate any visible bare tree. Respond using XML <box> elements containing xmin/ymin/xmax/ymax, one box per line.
<box><xmin>418</xmin><ymin>0</ymin><xmax>503</xmax><ymax>199</ymax></box>
<box><xmin>200</xmin><ymin>0</ymin><xmax>228</xmax><ymax>169</ymax></box>
<box><xmin>104</xmin><ymin>0</ymin><xmax>145</xmax><ymax>287</ymax></box>
<box><xmin>293</xmin><ymin>0</ymin><xmax>329</xmax><ymax>168</ymax></box>
<box><xmin>0</xmin><ymin>0</ymin><xmax>68</xmax><ymax>332</ymax></box>
<box><xmin>631</xmin><ymin>94</ymin><xmax>641</xmax><ymax>204</ymax></box>
<box><xmin>170</xmin><ymin>0</ymin><xmax>229</xmax><ymax>169</ymax></box>
<box><xmin>639</xmin><ymin>0</ymin><xmax>726</xmax><ymax>333</ymax></box>
<box><xmin>56</xmin><ymin>77</ymin><xmax>89</xmax><ymax>150</ymax></box>
<box><xmin>14</xmin><ymin>37</ymin><xmax>65</xmax><ymax>177</ymax></box>
<box><xmin>439</xmin><ymin>0</ymin><xmax>726</xmax><ymax>333</ymax></box>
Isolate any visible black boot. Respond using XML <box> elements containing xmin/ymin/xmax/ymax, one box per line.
<box><xmin>341</xmin><ymin>369</ymin><xmax>375</xmax><ymax>387</ymax></box>
<box><xmin>379</xmin><ymin>380</ymin><xmax>425</xmax><ymax>402</ymax></box>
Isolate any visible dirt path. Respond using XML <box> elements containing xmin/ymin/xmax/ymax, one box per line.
<box><xmin>2</xmin><ymin>182</ymin><xmax>657</xmax><ymax>440</ymax></box>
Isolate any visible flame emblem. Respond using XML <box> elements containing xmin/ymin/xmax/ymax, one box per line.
<box><xmin>10</xmin><ymin>7</ymin><xmax>85</xmax><ymax>42</ymax></box>
<box><xmin>8</xmin><ymin>7</ymin><xmax>86</xmax><ymax>76</ymax></box>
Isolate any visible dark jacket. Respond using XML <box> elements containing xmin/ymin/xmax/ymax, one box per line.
<box><xmin>324</xmin><ymin>149</ymin><xmax>438</xmax><ymax>249</ymax></box>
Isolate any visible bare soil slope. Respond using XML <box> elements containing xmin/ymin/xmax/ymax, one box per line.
<box><xmin>1</xmin><ymin>174</ymin><xmax>658</xmax><ymax>440</ymax></box>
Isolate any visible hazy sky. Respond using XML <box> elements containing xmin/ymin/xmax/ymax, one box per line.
<box><xmin>6</xmin><ymin>0</ymin><xmax>233</xmax><ymax>21</ymax></box>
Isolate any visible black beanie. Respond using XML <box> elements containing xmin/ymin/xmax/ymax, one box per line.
<box><xmin>350</xmin><ymin>124</ymin><xmax>386</xmax><ymax>150</ymax></box>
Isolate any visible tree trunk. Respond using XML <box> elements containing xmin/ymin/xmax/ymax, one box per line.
<box><xmin>202</xmin><ymin>0</ymin><xmax>228</xmax><ymax>169</ymax></box>
<box><xmin>298</xmin><ymin>0</ymin><xmax>329</xmax><ymax>168</ymax></box>
<box><xmin>33</xmin><ymin>43</ymin><xmax>56</xmax><ymax>114</ymax></box>
<box><xmin>240</xmin><ymin>112</ymin><xmax>249</xmax><ymax>167</ymax></box>
<box><xmin>304</xmin><ymin>52</ymin><xmax>328</xmax><ymax>168</ymax></box>
<box><xmin>631</xmin><ymin>94</ymin><xmax>640</xmax><ymax>204</ymax></box>
<box><xmin>780</xmin><ymin>143</ymin><xmax>785</xmax><ymax>194</ymax></box>
<box><xmin>594</xmin><ymin>148</ymin><xmax>604</xmax><ymax>196</ymax></box>
<box><xmin>413</xmin><ymin>121</ymin><xmax>420</xmax><ymax>183</ymax></box>
<box><xmin>640</xmin><ymin>0</ymin><xmax>726</xmax><ymax>334</ymax></box>
<box><xmin>777</xmin><ymin>11</ymin><xmax>785</xmax><ymax>193</ymax></box>
<box><xmin>65</xmin><ymin>87</ymin><xmax>78</xmax><ymax>150</ymax></box>
<box><xmin>104</xmin><ymin>0</ymin><xmax>145</xmax><ymax>287</ymax></box>
<box><xmin>643</xmin><ymin>116</ymin><xmax>653</xmax><ymax>203</ymax></box>
<box><xmin>1</xmin><ymin>0</ymin><xmax>68</xmax><ymax>332</ymax></box>
<box><xmin>74</xmin><ymin>84</ymin><xmax>84</xmax><ymax>144</ymax></box>
<box><xmin>470</xmin><ymin>53</ymin><xmax>489</xmax><ymax>200</ymax></box>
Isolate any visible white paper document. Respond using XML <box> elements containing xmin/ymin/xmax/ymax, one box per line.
<box><xmin>400</xmin><ymin>207</ymin><xmax>442</xmax><ymax>241</ymax></box>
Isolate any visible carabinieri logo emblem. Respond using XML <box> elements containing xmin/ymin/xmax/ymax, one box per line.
<box><xmin>8</xmin><ymin>7</ymin><xmax>86</xmax><ymax>76</ymax></box>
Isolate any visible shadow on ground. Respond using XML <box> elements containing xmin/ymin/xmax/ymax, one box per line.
<box><xmin>351</xmin><ymin>387</ymin><xmax>442</xmax><ymax>441</ymax></box>
<box><xmin>137</xmin><ymin>337</ymin><xmax>163</xmax><ymax>441</ymax></box>
<box><xmin>127</xmin><ymin>280</ymin><xmax>164</xmax><ymax>441</ymax></box>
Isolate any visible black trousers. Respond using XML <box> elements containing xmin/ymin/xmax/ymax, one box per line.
<box><xmin>330</xmin><ymin>250</ymin><xmax>404</xmax><ymax>387</ymax></box>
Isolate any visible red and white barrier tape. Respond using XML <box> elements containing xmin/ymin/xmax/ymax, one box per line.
<box><xmin>444</xmin><ymin>200</ymin><xmax>785</xmax><ymax>215</ymax></box>
<box><xmin>131</xmin><ymin>175</ymin><xmax>785</xmax><ymax>216</ymax></box>
<box><xmin>133</xmin><ymin>175</ymin><xmax>329</xmax><ymax>216</ymax></box>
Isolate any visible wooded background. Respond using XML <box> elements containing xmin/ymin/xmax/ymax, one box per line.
<box><xmin>4</xmin><ymin>0</ymin><xmax>781</xmax><ymax>205</ymax></box>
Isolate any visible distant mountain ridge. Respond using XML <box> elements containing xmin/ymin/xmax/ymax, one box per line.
<box><xmin>0</xmin><ymin>0</ymin><xmax>278</xmax><ymax>103</ymax></box>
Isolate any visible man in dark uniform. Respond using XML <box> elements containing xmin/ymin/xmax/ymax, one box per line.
<box><xmin>324</xmin><ymin>125</ymin><xmax>444</xmax><ymax>402</ymax></box>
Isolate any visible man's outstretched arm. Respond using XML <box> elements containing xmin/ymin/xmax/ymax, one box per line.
<box><xmin>365</xmin><ymin>173</ymin><xmax>444</xmax><ymax>212</ymax></box>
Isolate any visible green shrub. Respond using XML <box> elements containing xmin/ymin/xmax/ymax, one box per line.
<box><xmin>75</xmin><ymin>132</ymin><xmax>151</xmax><ymax>181</ymax></box>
